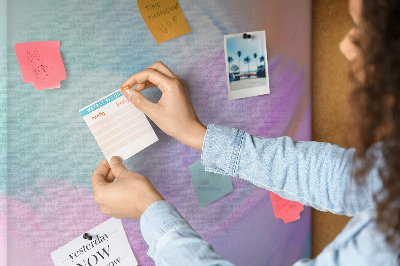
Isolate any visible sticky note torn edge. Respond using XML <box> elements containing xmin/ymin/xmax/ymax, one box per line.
<box><xmin>136</xmin><ymin>0</ymin><xmax>191</xmax><ymax>44</ymax></box>
<box><xmin>14</xmin><ymin>41</ymin><xmax>67</xmax><ymax>90</ymax></box>
<box><xmin>269</xmin><ymin>191</ymin><xmax>304</xmax><ymax>224</ymax></box>
<box><xmin>189</xmin><ymin>161</ymin><xmax>233</xmax><ymax>208</ymax></box>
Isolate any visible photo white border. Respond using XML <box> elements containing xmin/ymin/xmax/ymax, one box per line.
<box><xmin>224</xmin><ymin>30</ymin><xmax>270</xmax><ymax>100</ymax></box>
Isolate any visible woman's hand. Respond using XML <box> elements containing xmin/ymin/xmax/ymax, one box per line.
<box><xmin>91</xmin><ymin>157</ymin><xmax>164</xmax><ymax>220</ymax></box>
<box><xmin>120</xmin><ymin>61</ymin><xmax>206</xmax><ymax>151</ymax></box>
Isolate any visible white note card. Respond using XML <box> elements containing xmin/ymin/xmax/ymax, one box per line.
<box><xmin>79</xmin><ymin>89</ymin><xmax>158</xmax><ymax>162</ymax></box>
<box><xmin>51</xmin><ymin>218</ymin><xmax>138</xmax><ymax>266</ymax></box>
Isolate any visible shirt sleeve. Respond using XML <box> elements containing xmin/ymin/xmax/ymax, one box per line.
<box><xmin>140</xmin><ymin>200</ymin><xmax>235</xmax><ymax>266</ymax></box>
<box><xmin>201</xmin><ymin>124</ymin><xmax>383</xmax><ymax>216</ymax></box>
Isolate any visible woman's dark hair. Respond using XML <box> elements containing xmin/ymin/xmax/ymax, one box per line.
<box><xmin>350</xmin><ymin>0</ymin><xmax>400</xmax><ymax>253</ymax></box>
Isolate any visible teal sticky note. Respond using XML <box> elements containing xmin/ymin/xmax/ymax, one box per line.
<box><xmin>189</xmin><ymin>161</ymin><xmax>233</xmax><ymax>208</ymax></box>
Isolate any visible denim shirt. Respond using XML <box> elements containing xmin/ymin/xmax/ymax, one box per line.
<box><xmin>140</xmin><ymin>124</ymin><xmax>399</xmax><ymax>265</ymax></box>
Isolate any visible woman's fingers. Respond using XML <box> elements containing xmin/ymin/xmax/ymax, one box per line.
<box><xmin>119</xmin><ymin>62</ymin><xmax>205</xmax><ymax>151</ymax></box>
<box><xmin>105</xmin><ymin>168</ymin><xmax>116</xmax><ymax>183</ymax></box>
<box><xmin>135</xmin><ymin>81</ymin><xmax>156</xmax><ymax>92</ymax></box>
<box><xmin>121</xmin><ymin>68</ymin><xmax>174</xmax><ymax>93</ymax></box>
<box><xmin>147</xmin><ymin>61</ymin><xmax>178</xmax><ymax>79</ymax></box>
<box><xmin>121</xmin><ymin>61</ymin><xmax>179</xmax><ymax>92</ymax></box>
<box><xmin>91</xmin><ymin>158</ymin><xmax>110</xmax><ymax>190</ymax></box>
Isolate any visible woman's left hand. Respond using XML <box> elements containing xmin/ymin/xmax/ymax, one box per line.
<box><xmin>91</xmin><ymin>157</ymin><xmax>164</xmax><ymax>219</ymax></box>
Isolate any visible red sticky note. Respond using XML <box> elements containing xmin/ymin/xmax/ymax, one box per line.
<box><xmin>269</xmin><ymin>191</ymin><xmax>304</xmax><ymax>223</ymax></box>
<box><xmin>14</xmin><ymin>41</ymin><xmax>67</xmax><ymax>90</ymax></box>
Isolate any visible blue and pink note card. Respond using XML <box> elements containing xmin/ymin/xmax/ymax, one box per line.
<box><xmin>79</xmin><ymin>90</ymin><xmax>158</xmax><ymax>163</ymax></box>
<box><xmin>189</xmin><ymin>161</ymin><xmax>233</xmax><ymax>208</ymax></box>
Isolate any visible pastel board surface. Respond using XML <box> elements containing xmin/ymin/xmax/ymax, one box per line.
<box><xmin>2</xmin><ymin>1</ymin><xmax>312</xmax><ymax>265</ymax></box>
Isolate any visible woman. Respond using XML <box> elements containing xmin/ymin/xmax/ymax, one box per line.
<box><xmin>91</xmin><ymin>0</ymin><xmax>400</xmax><ymax>264</ymax></box>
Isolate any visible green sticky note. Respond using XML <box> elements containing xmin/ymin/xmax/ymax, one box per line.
<box><xmin>189</xmin><ymin>161</ymin><xmax>233</xmax><ymax>208</ymax></box>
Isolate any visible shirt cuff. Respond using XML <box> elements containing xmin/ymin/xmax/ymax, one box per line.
<box><xmin>140</xmin><ymin>200</ymin><xmax>192</xmax><ymax>260</ymax></box>
<box><xmin>201</xmin><ymin>124</ymin><xmax>245</xmax><ymax>176</ymax></box>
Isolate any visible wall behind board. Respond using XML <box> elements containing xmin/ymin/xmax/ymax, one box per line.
<box><xmin>312</xmin><ymin>0</ymin><xmax>353</xmax><ymax>258</ymax></box>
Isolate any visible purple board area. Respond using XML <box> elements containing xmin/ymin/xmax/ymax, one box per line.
<box><xmin>0</xmin><ymin>0</ymin><xmax>312</xmax><ymax>265</ymax></box>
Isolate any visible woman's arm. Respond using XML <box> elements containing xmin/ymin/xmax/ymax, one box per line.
<box><xmin>119</xmin><ymin>62</ymin><xmax>381</xmax><ymax>217</ymax></box>
<box><xmin>92</xmin><ymin>158</ymin><xmax>234</xmax><ymax>265</ymax></box>
<box><xmin>141</xmin><ymin>201</ymin><xmax>234</xmax><ymax>265</ymax></box>
<box><xmin>202</xmin><ymin>124</ymin><xmax>382</xmax><ymax>216</ymax></box>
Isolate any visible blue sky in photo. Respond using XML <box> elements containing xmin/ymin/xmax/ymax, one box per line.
<box><xmin>226</xmin><ymin>32</ymin><xmax>266</xmax><ymax>73</ymax></box>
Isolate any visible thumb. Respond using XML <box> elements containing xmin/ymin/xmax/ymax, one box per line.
<box><xmin>123</xmin><ymin>89</ymin><xmax>155</xmax><ymax>116</ymax></box>
<box><xmin>109</xmin><ymin>156</ymin><xmax>129</xmax><ymax>178</ymax></box>
<box><xmin>92</xmin><ymin>158</ymin><xmax>111</xmax><ymax>189</ymax></box>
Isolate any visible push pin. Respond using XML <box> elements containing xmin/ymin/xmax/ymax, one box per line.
<box><xmin>243</xmin><ymin>33</ymin><xmax>252</xmax><ymax>39</ymax></box>
<box><xmin>120</xmin><ymin>85</ymin><xmax>130</xmax><ymax>93</ymax></box>
<box><xmin>83</xmin><ymin>233</ymin><xmax>93</xmax><ymax>240</ymax></box>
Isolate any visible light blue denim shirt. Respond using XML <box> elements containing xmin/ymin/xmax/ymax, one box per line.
<box><xmin>140</xmin><ymin>124</ymin><xmax>399</xmax><ymax>265</ymax></box>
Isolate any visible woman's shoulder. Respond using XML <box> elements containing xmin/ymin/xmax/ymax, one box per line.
<box><xmin>322</xmin><ymin>209</ymin><xmax>399</xmax><ymax>265</ymax></box>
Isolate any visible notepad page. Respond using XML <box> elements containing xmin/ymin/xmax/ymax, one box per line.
<box><xmin>79</xmin><ymin>90</ymin><xmax>158</xmax><ymax>162</ymax></box>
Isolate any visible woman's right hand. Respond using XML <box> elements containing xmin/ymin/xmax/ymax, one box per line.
<box><xmin>120</xmin><ymin>61</ymin><xmax>206</xmax><ymax>151</ymax></box>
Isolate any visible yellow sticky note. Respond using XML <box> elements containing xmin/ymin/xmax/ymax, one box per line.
<box><xmin>137</xmin><ymin>0</ymin><xmax>191</xmax><ymax>44</ymax></box>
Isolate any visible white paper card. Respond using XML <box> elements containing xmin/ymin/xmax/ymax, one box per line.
<box><xmin>79</xmin><ymin>89</ymin><xmax>158</xmax><ymax>162</ymax></box>
<box><xmin>51</xmin><ymin>218</ymin><xmax>138</xmax><ymax>266</ymax></box>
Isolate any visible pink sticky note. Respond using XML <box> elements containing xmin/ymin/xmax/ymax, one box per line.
<box><xmin>269</xmin><ymin>191</ymin><xmax>304</xmax><ymax>223</ymax></box>
<box><xmin>14</xmin><ymin>41</ymin><xmax>67</xmax><ymax>90</ymax></box>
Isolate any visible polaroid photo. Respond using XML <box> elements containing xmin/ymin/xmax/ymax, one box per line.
<box><xmin>224</xmin><ymin>30</ymin><xmax>270</xmax><ymax>100</ymax></box>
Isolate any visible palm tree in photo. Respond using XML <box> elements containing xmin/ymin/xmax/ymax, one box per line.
<box><xmin>227</xmin><ymin>56</ymin><xmax>234</xmax><ymax>83</ymax></box>
<box><xmin>260</xmin><ymin>55</ymin><xmax>266</xmax><ymax>72</ymax></box>
<box><xmin>244</xmin><ymin>56</ymin><xmax>251</xmax><ymax>78</ymax></box>
<box><xmin>237</xmin><ymin>51</ymin><xmax>242</xmax><ymax>78</ymax></box>
<box><xmin>231</xmin><ymin>64</ymin><xmax>239</xmax><ymax>73</ymax></box>
<box><xmin>253</xmin><ymin>53</ymin><xmax>258</xmax><ymax>74</ymax></box>
<box><xmin>227</xmin><ymin>56</ymin><xmax>233</xmax><ymax>73</ymax></box>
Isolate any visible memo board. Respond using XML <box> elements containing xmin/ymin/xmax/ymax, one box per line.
<box><xmin>0</xmin><ymin>0</ymin><xmax>312</xmax><ymax>265</ymax></box>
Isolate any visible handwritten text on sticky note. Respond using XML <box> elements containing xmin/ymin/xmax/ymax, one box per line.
<box><xmin>269</xmin><ymin>191</ymin><xmax>304</xmax><ymax>223</ymax></box>
<box><xmin>14</xmin><ymin>41</ymin><xmax>67</xmax><ymax>90</ymax></box>
<box><xmin>51</xmin><ymin>218</ymin><xmax>138</xmax><ymax>266</ymax></box>
<box><xmin>189</xmin><ymin>161</ymin><xmax>233</xmax><ymax>208</ymax></box>
<box><xmin>137</xmin><ymin>0</ymin><xmax>191</xmax><ymax>44</ymax></box>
